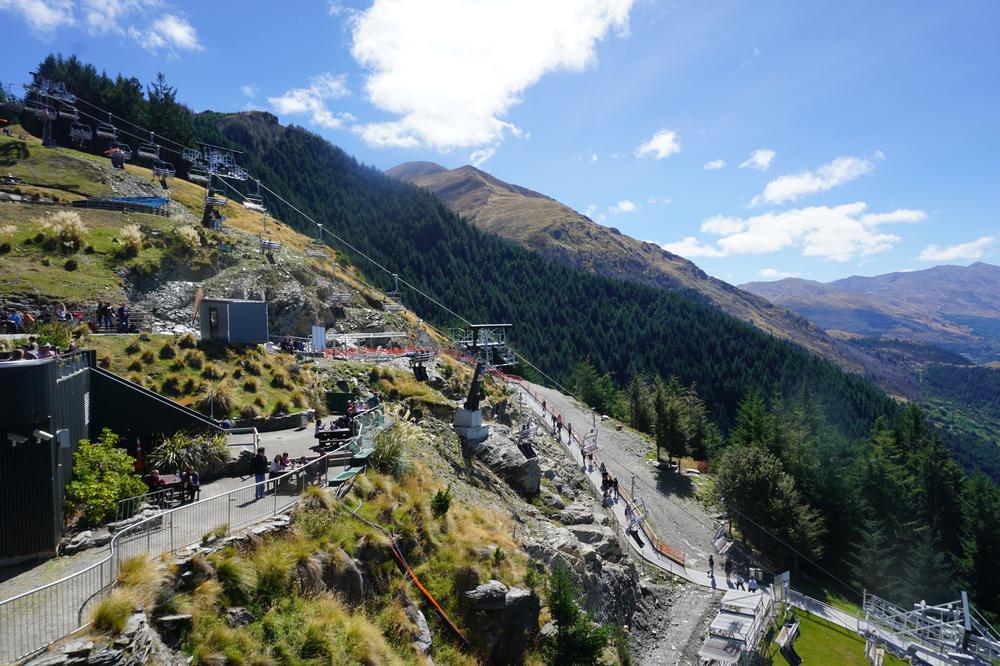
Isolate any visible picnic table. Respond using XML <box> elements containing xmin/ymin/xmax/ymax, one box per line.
<box><xmin>316</xmin><ymin>427</ymin><xmax>353</xmax><ymax>444</ymax></box>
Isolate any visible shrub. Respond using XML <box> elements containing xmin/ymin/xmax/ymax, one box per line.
<box><xmin>0</xmin><ymin>223</ymin><xmax>15</xmax><ymax>253</ymax></box>
<box><xmin>119</xmin><ymin>224</ymin><xmax>143</xmax><ymax>257</ymax></box>
<box><xmin>431</xmin><ymin>485</ymin><xmax>452</xmax><ymax>518</ymax></box>
<box><xmin>90</xmin><ymin>590</ymin><xmax>134</xmax><ymax>634</ymax></box>
<box><xmin>178</xmin><ymin>333</ymin><xmax>197</xmax><ymax>349</ymax></box>
<box><xmin>149</xmin><ymin>431</ymin><xmax>230</xmax><ymax>476</ymax></box>
<box><xmin>290</xmin><ymin>390</ymin><xmax>306</xmax><ymax>408</ymax></box>
<box><xmin>138</xmin><ymin>332</ymin><xmax>151</xmax><ymax>342</ymax></box>
<box><xmin>272</xmin><ymin>399</ymin><xmax>290</xmax><ymax>416</ymax></box>
<box><xmin>232</xmin><ymin>368</ymin><xmax>242</xmax><ymax>379</ymax></box>
<box><xmin>197</xmin><ymin>383</ymin><xmax>235</xmax><ymax>417</ymax></box>
<box><xmin>125</xmin><ymin>338</ymin><xmax>142</xmax><ymax>355</ymax></box>
<box><xmin>159</xmin><ymin>342</ymin><xmax>177</xmax><ymax>359</ymax></box>
<box><xmin>64</xmin><ymin>429</ymin><xmax>147</xmax><ymax>527</ymax></box>
<box><xmin>243</xmin><ymin>378</ymin><xmax>260</xmax><ymax>393</ymax></box>
<box><xmin>202</xmin><ymin>363</ymin><xmax>224</xmax><ymax>379</ymax></box>
<box><xmin>244</xmin><ymin>360</ymin><xmax>262</xmax><ymax>376</ymax></box>
<box><xmin>39</xmin><ymin>210</ymin><xmax>88</xmax><ymax>253</ymax></box>
<box><xmin>545</xmin><ymin>561</ymin><xmax>609</xmax><ymax>663</ymax></box>
<box><xmin>127</xmin><ymin>358</ymin><xmax>143</xmax><ymax>372</ymax></box>
<box><xmin>160</xmin><ymin>374</ymin><xmax>182</xmax><ymax>395</ymax></box>
<box><xmin>254</xmin><ymin>395</ymin><xmax>266</xmax><ymax>408</ymax></box>
<box><xmin>216</xmin><ymin>557</ymin><xmax>255</xmax><ymax>605</ymax></box>
<box><xmin>98</xmin><ymin>355</ymin><xmax>111</xmax><ymax>368</ymax></box>
<box><xmin>185</xmin><ymin>350</ymin><xmax>205</xmax><ymax>369</ymax></box>
<box><xmin>34</xmin><ymin>322</ymin><xmax>73</xmax><ymax>349</ymax></box>
<box><xmin>84</xmin><ymin>244</ymin><xmax>95</xmax><ymax>254</ymax></box>
<box><xmin>183</xmin><ymin>377</ymin><xmax>198</xmax><ymax>394</ymax></box>
<box><xmin>270</xmin><ymin>370</ymin><xmax>292</xmax><ymax>389</ymax></box>
<box><xmin>64</xmin><ymin>258</ymin><xmax>78</xmax><ymax>271</ymax></box>
<box><xmin>140</xmin><ymin>350</ymin><xmax>155</xmax><ymax>364</ymax></box>
<box><xmin>369</xmin><ymin>424</ymin><xmax>413</xmax><ymax>478</ymax></box>
<box><xmin>239</xmin><ymin>403</ymin><xmax>261</xmax><ymax>420</ymax></box>
<box><xmin>128</xmin><ymin>373</ymin><xmax>144</xmax><ymax>386</ymax></box>
<box><xmin>173</xmin><ymin>224</ymin><xmax>200</xmax><ymax>252</ymax></box>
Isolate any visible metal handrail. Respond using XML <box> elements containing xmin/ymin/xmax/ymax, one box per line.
<box><xmin>0</xmin><ymin>450</ymin><xmax>339</xmax><ymax>662</ymax></box>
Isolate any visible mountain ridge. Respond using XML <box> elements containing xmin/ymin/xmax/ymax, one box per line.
<box><xmin>388</xmin><ymin>161</ymin><xmax>917</xmax><ymax>396</ymax></box>
<box><xmin>742</xmin><ymin>262</ymin><xmax>1000</xmax><ymax>362</ymax></box>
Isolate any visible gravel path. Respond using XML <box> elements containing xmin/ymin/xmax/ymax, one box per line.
<box><xmin>523</xmin><ymin>381</ymin><xmax>719</xmax><ymax>569</ymax></box>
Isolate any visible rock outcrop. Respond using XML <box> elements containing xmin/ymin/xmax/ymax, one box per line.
<box><xmin>464</xmin><ymin>580</ymin><xmax>540</xmax><ymax>664</ymax></box>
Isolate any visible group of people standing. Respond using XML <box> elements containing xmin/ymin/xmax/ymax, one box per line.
<box><xmin>250</xmin><ymin>448</ymin><xmax>301</xmax><ymax>499</ymax></box>
<box><xmin>707</xmin><ymin>555</ymin><xmax>760</xmax><ymax>592</ymax></box>
<box><xmin>95</xmin><ymin>302</ymin><xmax>130</xmax><ymax>333</ymax></box>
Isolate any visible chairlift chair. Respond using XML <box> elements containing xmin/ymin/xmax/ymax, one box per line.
<box><xmin>57</xmin><ymin>105</ymin><xmax>78</xmax><ymax>120</ymax></box>
<box><xmin>243</xmin><ymin>194</ymin><xmax>266</xmax><ymax>213</ymax></box>
<box><xmin>69</xmin><ymin>122</ymin><xmax>93</xmax><ymax>142</ymax></box>
<box><xmin>112</xmin><ymin>142</ymin><xmax>132</xmax><ymax>160</ymax></box>
<box><xmin>25</xmin><ymin>100</ymin><xmax>57</xmax><ymax>121</ymax></box>
<box><xmin>187</xmin><ymin>166</ymin><xmax>209</xmax><ymax>184</ymax></box>
<box><xmin>47</xmin><ymin>82</ymin><xmax>76</xmax><ymax>104</ymax></box>
<box><xmin>205</xmin><ymin>190</ymin><xmax>229</xmax><ymax>207</ymax></box>
<box><xmin>152</xmin><ymin>160</ymin><xmax>175</xmax><ymax>178</ymax></box>
<box><xmin>95</xmin><ymin>122</ymin><xmax>118</xmax><ymax>139</ymax></box>
<box><xmin>137</xmin><ymin>142</ymin><xmax>159</xmax><ymax>160</ymax></box>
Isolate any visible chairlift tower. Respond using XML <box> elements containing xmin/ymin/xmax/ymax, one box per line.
<box><xmin>863</xmin><ymin>590</ymin><xmax>1000</xmax><ymax>663</ymax></box>
<box><xmin>456</xmin><ymin>323</ymin><xmax>516</xmax><ymax>370</ymax></box>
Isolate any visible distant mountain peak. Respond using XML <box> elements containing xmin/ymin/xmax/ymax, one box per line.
<box><xmin>385</xmin><ymin>161</ymin><xmax>449</xmax><ymax>181</ymax></box>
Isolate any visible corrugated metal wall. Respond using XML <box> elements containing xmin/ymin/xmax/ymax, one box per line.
<box><xmin>228</xmin><ymin>302</ymin><xmax>268</xmax><ymax>344</ymax></box>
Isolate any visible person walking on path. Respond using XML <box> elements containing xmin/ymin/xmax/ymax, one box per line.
<box><xmin>724</xmin><ymin>558</ymin><xmax>733</xmax><ymax>583</ymax></box>
<box><xmin>735</xmin><ymin>573</ymin><xmax>746</xmax><ymax>590</ymax></box>
<box><xmin>252</xmin><ymin>448</ymin><xmax>268</xmax><ymax>500</ymax></box>
<box><xmin>708</xmin><ymin>555</ymin><xmax>715</xmax><ymax>575</ymax></box>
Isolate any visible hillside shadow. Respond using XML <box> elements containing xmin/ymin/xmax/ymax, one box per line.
<box><xmin>0</xmin><ymin>140</ymin><xmax>29</xmax><ymax>165</ymax></box>
<box><xmin>653</xmin><ymin>461</ymin><xmax>695</xmax><ymax>498</ymax></box>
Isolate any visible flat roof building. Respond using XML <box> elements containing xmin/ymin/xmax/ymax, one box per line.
<box><xmin>199</xmin><ymin>297</ymin><xmax>269</xmax><ymax>345</ymax></box>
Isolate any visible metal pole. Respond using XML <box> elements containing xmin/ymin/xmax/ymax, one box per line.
<box><xmin>631</xmin><ymin>473</ymin><xmax>636</xmax><ymax>500</ymax></box>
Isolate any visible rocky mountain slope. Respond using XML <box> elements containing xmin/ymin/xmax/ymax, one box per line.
<box><xmin>387</xmin><ymin>162</ymin><xmax>914</xmax><ymax>395</ymax></box>
<box><xmin>742</xmin><ymin>262</ymin><xmax>1000</xmax><ymax>363</ymax></box>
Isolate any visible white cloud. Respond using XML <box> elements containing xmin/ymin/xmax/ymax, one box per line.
<box><xmin>751</xmin><ymin>154</ymin><xmax>880</xmax><ymax>206</ymax></box>
<box><xmin>240</xmin><ymin>84</ymin><xmax>259</xmax><ymax>98</ymax></box>
<box><xmin>701</xmin><ymin>215</ymin><xmax>745</xmax><ymax>235</ymax></box>
<box><xmin>610</xmin><ymin>199</ymin><xmax>637</xmax><ymax>214</ymax></box>
<box><xmin>703</xmin><ymin>158</ymin><xmax>726</xmax><ymax>170</ymax></box>
<box><xmin>350</xmin><ymin>0</ymin><xmax>634</xmax><ymax>151</ymax></box>
<box><xmin>0</xmin><ymin>0</ymin><xmax>74</xmax><ymax>36</ymax></box>
<box><xmin>129</xmin><ymin>13</ymin><xmax>203</xmax><ymax>53</ymax></box>
<box><xmin>635</xmin><ymin>129</ymin><xmax>680</xmax><ymax>160</ymax></box>
<box><xmin>739</xmin><ymin>148</ymin><xmax>775</xmax><ymax>171</ymax></box>
<box><xmin>757</xmin><ymin>267</ymin><xmax>799</xmax><ymax>279</ymax></box>
<box><xmin>590</xmin><ymin>153</ymin><xmax>598</xmax><ymax>163</ymax></box>
<box><xmin>470</xmin><ymin>145</ymin><xmax>496</xmax><ymax>166</ymax></box>
<box><xmin>584</xmin><ymin>203</ymin><xmax>606</xmax><ymax>223</ymax></box>
<box><xmin>918</xmin><ymin>236</ymin><xmax>996</xmax><ymax>262</ymax></box>
<box><xmin>661</xmin><ymin>236</ymin><xmax>724</xmax><ymax>258</ymax></box>
<box><xmin>647</xmin><ymin>195</ymin><xmax>671</xmax><ymax>205</ymax></box>
<box><xmin>269</xmin><ymin>73</ymin><xmax>354</xmax><ymax>129</ymax></box>
<box><xmin>663</xmin><ymin>202</ymin><xmax>925</xmax><ymax>262</ymax></box>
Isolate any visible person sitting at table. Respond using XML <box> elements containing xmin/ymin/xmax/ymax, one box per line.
<box><xmin>281</xmin><ymin>452</ymin><xmax>292</xmax><ymax>468</ymax></box>
<box><xmin>314</xmin><ymin>418</ymin><xmax>324</xmax><ymax>434</ymax></box>
<box><xmin>148</xmin><ymin>469</ymin><xmax>166</xmax><ymax>490</ymax></box>
<box><xmin>269</xmin><ymin>454</ymin><xmax>283</xmax><ymax>480</ymax></box>
<box><xmin>183</xmin><ymin>466</ymin><xmax>201</xmax><ymax>502</ymax></box>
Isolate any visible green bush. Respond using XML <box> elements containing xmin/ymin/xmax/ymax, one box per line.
<box><xmin>64</xmin><ymin>429</ymin><xmax>147</xmax><ymax>527</ymax></box>
<box><xmin>159</xmin><ymin>342</ymin><xmax>177</xmax><ymax>359</ymax></box>
<box><xmin>243</xmin><ymin>378</ymin><xmax>260</xmax><ymax>393</ymax></box>
<box><xmin>125</xmin><ymin>338</ymin><xmax>142</xmax><ymax>355</ymax></box>
<box><xmin>272</xmin><ymin>399</ymin><xmax>290</xmax><ymax>416</ymax></box>
<box><xmin>140</xmin><ymin>350</ymin><xmax>155</xmax><ymax>365</ymax></box>
<box><xmin>271</xmin><ymin>370</ymin><xmax>292</xmax><ymax>389</ymax></box>
<box><xmin>148</xmin><ymin>431</ymin><xmax>230</xmax><ymax>476</ymax></box>
<box><xmin>178</xmin><ymin>333</ymin><xmax>197</xmax><ymax>349</ymax></box>
<box><xmin>545</xmin><ymin>561</ymin><xmax>609</xmax><ymax>665</ymax></box>
<box><xmin>431</xmin><ymin>485</ymin><xmax>452</xmax><ymax>518</ymax></box>
<box><xmin>160</xmin><ymin>374</ymin><xmax>183</xmax><ymax>396</ymax></box>
<box><xmin>34</xmin><ymin>322</ymin><xmax>73</xmax><ymax>350</ymax></box>
<box><xmin>369</xmin><ymin>424</ymin><xmax>413</xmax><ymax>478</ymax></box>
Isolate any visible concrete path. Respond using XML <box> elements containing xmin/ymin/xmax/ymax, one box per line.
<box><xmin>513</xmin><ymin>380</ymin><xmax>716</xmax><ymax>588</ymax></box>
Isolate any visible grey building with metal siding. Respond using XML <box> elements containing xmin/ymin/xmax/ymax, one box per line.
<box><xmin>199</xmin><ymin>298</ymin><xmax>269</xmax><ymax>344</ymax></box>
<box><xmin>0</xmin><ymin>351</ymin><xmax>221</xmax><ymax>565</ymax></box>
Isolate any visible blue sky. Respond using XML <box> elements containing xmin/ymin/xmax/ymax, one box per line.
<box><xmin>2</xmin><ymin>0</ymin><xmax>998</xmax><ymax>285</ymax></box>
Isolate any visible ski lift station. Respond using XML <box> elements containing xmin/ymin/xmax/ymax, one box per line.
<box><xmin>199</xmin><ymin>297</ymin><xmax>269</xmax><ymax>344</ymax></box>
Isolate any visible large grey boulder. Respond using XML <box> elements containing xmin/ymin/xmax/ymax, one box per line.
<box><xmin>472</xmin><ymin>434</ymin><xmax>541</xmax><ymax>496</ymax></box>
<box><xmin>464</xmin><ymin>581</ymin><xmax>540</xmax><ymax>665</ymax></box>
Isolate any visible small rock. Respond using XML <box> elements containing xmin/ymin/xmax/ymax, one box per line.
<box><xmin>226</xmin><ymin>607</ymin><xmax>253</xmax><ymax>627</ymax></box>
<box><xmin>464</xmin><ymin>579</ymin><xmax>509</xmax><ymax>610</ymax></box>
